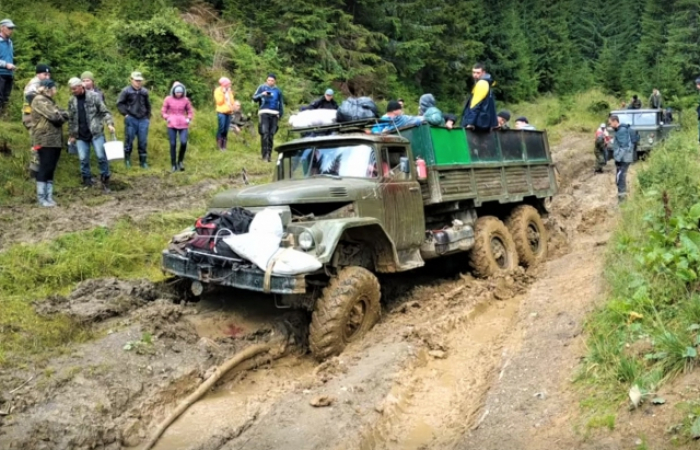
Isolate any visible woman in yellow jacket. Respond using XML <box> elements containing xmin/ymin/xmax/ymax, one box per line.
<box><xmin>214</xmin><ymin>77</ymin><xmax>234</xmax><ymax>151</ymax></box>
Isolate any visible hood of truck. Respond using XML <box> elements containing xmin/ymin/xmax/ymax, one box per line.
<box><xmin>209</xmin><ymin>178</ymin><xmax>380</xmax><ymax>208</ymax></box>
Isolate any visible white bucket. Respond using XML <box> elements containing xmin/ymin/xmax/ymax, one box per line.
<box><xmin>104</xmin><ymin>139</ymin><xmax>124</xmax><ymax>161</ymax></box>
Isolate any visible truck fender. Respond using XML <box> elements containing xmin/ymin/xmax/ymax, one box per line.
<box><xmin>314</xmin><ymin>218</ymin><xmax>400</xmax><ymax>272</ymax></box>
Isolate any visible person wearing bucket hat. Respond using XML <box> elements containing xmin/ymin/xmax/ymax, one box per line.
<box><xmin>162</xmin><ymin>81</ymin><xmax>194</xmax><ymax>172</ymax></box>
<box><xmin>31</xmin><ymin>79</ymin><xmax>69</xmax><ymax>207</ymax></box>
<box><xmin>214</xmin><ymin>76</ymin><xmax>234</xmax><ymax>151</ymax></box>
<box><xmin>117</xmin><ymin>71</ymin><xmax>152</xmax><ymax>168</ymax></box>
<box><xmin>306</xmin><ymin>88</ymin><xmax>338</xmax><ymax>110</ymax></box>
<box><xmin>0</xmin><ymin>18</ymin><xmax>16</xmax><ymax>112</ymax></box>
<box><xmin>252</xmin><ymin>73</ymin><xmax>284</xmax><ymax>161</ymax></box>
<box><xmin>68</xmin><ymin>77</ymin><xmax>116</xmax><ymax>192</ymax></box>
<box><xmin>81</xmin><ymin>71</ymin><xmax>105</xmax><ymax>103</ymax></box>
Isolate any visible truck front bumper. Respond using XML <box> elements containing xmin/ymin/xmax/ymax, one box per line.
<box><xmin>161</xmin><ymin>251</ymin><xmax>307</xmax><ymax>295</ymax></box>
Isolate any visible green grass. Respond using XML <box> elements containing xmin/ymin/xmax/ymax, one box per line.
<box><xmin>0</xmin><ymin>210</ymin><xmax>196</xmax><ymax>367</ymax></box>
<box><xmin>579</xmin><ymin>123</ymin><xmax>700</xmax><ymax>424</ymax></box>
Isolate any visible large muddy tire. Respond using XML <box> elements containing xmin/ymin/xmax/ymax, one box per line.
<box><xmin>469</xmin><ymin>216</ymin><xmax>518</xmax><ymax>278</ymax></box>
<box><xmin>507</xmin><ymin>205</ymin><xmax>548</xmax><ymax>267</ymax></box>
<box><xmin>309</xmin><ymin>266</ymin><xmax>381</xmax><ymax>360</ymax></box>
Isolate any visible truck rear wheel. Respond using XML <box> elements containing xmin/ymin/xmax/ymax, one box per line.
<box><xmin>309</xmin><ymin>266</ymin><xmax>381</xmax><ymax>360</ymax></box>
<box><xmin>507</xmin><ymin>205</ymin><xmax>548</xmax><ymax>267</ymax></box>
<box><xmin>469</xmin><ymin>216</ymin><xmax>518</xmax><ymax>278</ymax></box>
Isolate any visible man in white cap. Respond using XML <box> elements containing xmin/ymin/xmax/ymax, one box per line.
<box><xmin>0</xmin><ymin>18</ymin><xmax>16</xmax><ymax>112</ymax></box>
<box><xmin>306</xmin><ymin>88</ymin><xmax>338</xmax><ymax>110</ymax></box>
<box><xmin>116</xmin><ymin>71</ymin><xmax>151</xmax><ymax>168</ymax></box>
<box><xmin>68</xmin><ymin>77</ymin><xmax>116</xmax><ymax>192</ymax></box>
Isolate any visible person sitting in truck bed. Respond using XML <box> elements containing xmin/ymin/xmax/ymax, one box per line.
<box><xmin>418</xmin><ymin>93</ymin><xmax>445</xmax><ymax>126</ymax></box>
<box><xmin>515</xmin><ymin>116</ymin><xmax>536</xmax><ymax>130</ymax></box>
<box><xmin>370</xmin><ymin>100</ymin><xmax>424</xmax><ymax>134</ymax></box>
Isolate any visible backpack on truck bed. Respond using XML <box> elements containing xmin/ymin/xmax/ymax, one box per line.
<box><xmin>336</xmin><ymin>97</ymin><xmax>379</xmax><ymax>123</ymax></box>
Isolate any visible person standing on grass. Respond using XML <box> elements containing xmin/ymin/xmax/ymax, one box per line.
<box><xmin>162</xmin><ymin>82</ymin><xmax>194</xmax><ymax>172</ymax></box>
<box><xmin>117</xmin><ymin>71</ymin><xmax>151</xmax><ymax>169</ymax></box>
<box><xmin>608</xmin><ymin>114</ymin><xmax>634</xmax><ymax>203</ymax></box>
<box><xmin>31</xmin><ymin>79</ymin><xmax>69</xmax><ymax>207</ymax></box>
<box><xmin>214</xmin><ymin>77</ymin><xmax>234</xmax><ymax>151</ymax></box>
<box><xmin>81</xmin><ymin>71</ymin><xmax>105</xmax><ymax>103</ymax></box>
<box><xmin>253</xmin><ymin>73</ymin><xmax>284</xmax><ymax>162</ymax></box>
<box><xmin>0</xmin><ymin>18</ymin><xmax>16</xmax><ymax>113</ymax></box>
<box><xmin>22</xmin><ymin>64</ymin><xmax>51</xmax><ymax>178</ymax></box>
<box><xmin>67</xmin><ymin>78</ymin><xmax>116</xmax><ymax>192</ymax></box>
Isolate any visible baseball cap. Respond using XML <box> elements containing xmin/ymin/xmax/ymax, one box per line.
<box><xmin>40</xmin><ymin>79</ymin><xmax>56</xmax><ymax>89</ymax></box>
<box><xmin>325</xmin><ymin>88</ymin><xmax>334</xmax><ymax>96</ymax></box>
<box><xmin>515</xmin><ymin>116</ymin><xmax>529</xmax><ymax>124</ymax></box>
<box><xmin>497</xmin><ymin>110</ymin><xmax>511</xmax><ymax>121</ymax></box>
<box><xmin>35</xmin><ymin>64</ymin><xmax>50</xmax><ymax>74</ymax></box>
<box><xmin>0</xmin><ymin>19</ymin><xmax>16</xmax><ymax>29</ymax></box>
<box><xmin>130</xmin><ymin>71</ymin><xmax>144</xmax><ymax>81</ymax></box>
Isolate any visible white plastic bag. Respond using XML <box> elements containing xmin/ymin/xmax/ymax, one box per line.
<box><xmin>270</xmin><ymin>248</ymin><xmax>322</xmax><ymax>275</ymax></box>
<box><xmin>289</xmin><ymin>109</ymin><xmax>337</xmax><ymax>128</ymax></box>
<box><xmin>224</xmin><ymin>233</ymin><xmax>281</xmax><ymax>271</ymax></box>
<box><xmin>223</xmin><ymin>208</ymin><xmax>284</xmax><ymax>271</ymax></box>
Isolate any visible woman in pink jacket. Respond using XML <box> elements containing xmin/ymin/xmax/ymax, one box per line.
<box><xmin>161</xmin><ymin>82</ymin><xmax>194</xmax><ymax>172</ymax></box>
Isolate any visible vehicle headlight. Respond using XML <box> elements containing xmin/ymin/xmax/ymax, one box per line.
<box><xmin>648</xmin><ymin>137</ymin><xmax>654</xmax><ymax>144</ymax></box>
<box><xmin>299</xmin><ymin>230</ymin><xmax>315</xmax><ymax>250</ymax></box>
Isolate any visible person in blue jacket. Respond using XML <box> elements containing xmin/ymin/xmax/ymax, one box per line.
<box><xmin>371</xmin><ymin>100</ymin><xmax>424</xmax><ymax>134</ymax></box>
<box><xmin>252</xmin><ymin>73</ymin><xmax>284</xmax><ymax>162</ymax></box>
<box><xmin>608</xmin><ymin>114</ymin><xmax>634</xmax><ymax>203</ymax></box>
<box><xmin>0</xmin><ymin>18</ymin><xmax>17</xmax><ymax>113</ymax></box>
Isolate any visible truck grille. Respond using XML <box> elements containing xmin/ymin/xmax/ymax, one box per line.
<box><xmin>329</xmin><ymin>187</ymin><xmax>349</xmax><ymax>198</ymax></box>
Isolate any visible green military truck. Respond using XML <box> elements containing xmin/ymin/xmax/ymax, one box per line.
<box><xmin>162</xmin><ymin>121</ymin><xmax>558</xmax><ymax>359</ymax></box>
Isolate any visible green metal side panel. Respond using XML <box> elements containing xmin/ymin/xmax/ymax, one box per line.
<box><xmin>401</xmin><ymin>126</ymin><xmax>436</xmax><ymax>165</ymax></box>
<box><xmin>430</xmin><ymin>127</ymin><xmax>471</xmax><ymax>165</ymax></box>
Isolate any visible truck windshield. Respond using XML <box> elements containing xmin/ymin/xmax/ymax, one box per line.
<box><xmin>632</xmin><ymin>113</ymin><xmax>657</xmax><ymax>126</ymax></box>
<box><xmin>282</xmin><ymin>144</ymin><xmax>377</xmax><ymax>179</ymax></box>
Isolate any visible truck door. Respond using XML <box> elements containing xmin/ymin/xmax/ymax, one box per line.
<box><xmin>378</xmin><ymin>145</ymin><xmax>425</xmax><ymax>250</ymax></box>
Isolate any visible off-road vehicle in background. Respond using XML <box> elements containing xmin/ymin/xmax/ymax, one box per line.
<box><xmin>162</xmin><ymin>120</ymin><xmax>559</xmax><ymax>359</ymax></box>
<box><xmin>610</xmin><ymin>108</ymin><xmax>680</xmax><ymax>160</ymax></box>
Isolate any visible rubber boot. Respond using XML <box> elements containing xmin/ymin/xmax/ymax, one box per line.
<box><xmin>178</xmin><ymin>143</ymin><xmax>187</xmax><ymax>171</ymax></box>
<box><xmin>101</xmin><ymin>174</ymin><xmax>111</xmax><ymax>194</ymax></box>
<box><xmin>36</xmin><ymin>181</ymin><xmax>53</xmax><ymax>207</ymax></box>
<box><xmin>222</xmin><ymin>138</ymin><xmax>228</xmax><ymax>151</ymax></box>
<box><xmin>139</xmin><ymin>154</ymin><xmax>149</xmax><ymax>169</ymax></box>
<box><xmin>45</xmin><ymin>181</ymin><xmax>57</xmax><ymax>207</ymax></box>
<box><xmin>217</xmin><ymin>137</ymin><xmax>225</xmax><ymax>151</ymax></box>
<box><xmin>82</xmin><ymin>176</ymin><xmax>95</xmax><ymax>187</ymax></box>
<box><xmin>125</xmin><ymin>154</ymin><xmax>132</xmax><ymax>169</ymax></box>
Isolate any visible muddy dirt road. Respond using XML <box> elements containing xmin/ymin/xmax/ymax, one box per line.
<box><xmin>1</xmin><ymin>134</ymin><xmax>644</xmax><ymax>450</ymax></box>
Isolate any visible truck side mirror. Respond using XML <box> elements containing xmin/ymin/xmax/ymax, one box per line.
<box><xmin>400</xmin><ymin>156</ymin><xmax>410</xmax><ymax>174</ymax></box>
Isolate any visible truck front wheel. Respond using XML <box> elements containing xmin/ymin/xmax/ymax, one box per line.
<box><xmin>469</xmin><ymin>216</ymin><xmax>518</xmax><ymax>278</ymax></box>
<box><xmin>309</xmin><ymin>266</ymin><xmax>381</xmax><ymax>360</ymax></box>
<box><xmin>507</xmin><ymin>205</ymin><xmax>548</xmax><ymax>267</ymax></box>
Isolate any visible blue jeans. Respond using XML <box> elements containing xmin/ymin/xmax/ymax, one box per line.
<box><xmin>77</xmin><ymin>135</ymin><xmax>110</xmax><ymax>178</ymax></box>
<box><xmin>217</xmin><ymin>113</ymin><xmax>232</xmax><ymax>139</ymax></box>
<box><xmin>615</xmin><ymin>162</ymin><xmax>629</xmax><ymax>196</ymax></box>
<box><xmin>167</xmin><ymin>128</ymin><xmax>189</xmax><ymax>165</ymax></box>
<box><xmin>124</xmin><ymin>116</ymin><xmax>149</xmax><ymax>156</ymax></box>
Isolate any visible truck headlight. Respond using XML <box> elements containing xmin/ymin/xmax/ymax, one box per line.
<box><xmin>299</xmin><ymin>230</ymin><xmax>315</xmax><ymax>250</ymax></box>
<box><xmin>648</xmin><ymin>137</ymin><xmax>654</xmax><ymax>144</ymax></box>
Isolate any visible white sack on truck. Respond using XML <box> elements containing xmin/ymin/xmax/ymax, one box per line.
<box><xmin>288</xmin><ymin>109</ymin><xmax>337</xmax><ymax>128</ymax></box>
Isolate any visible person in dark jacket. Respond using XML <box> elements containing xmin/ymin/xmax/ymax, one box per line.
<box><xmin>593</xmin><ymin>123</ymin><xmax>610</xmax><ymax>174</ymax></box>
<box><xmin>31</xmin><ymin>79</ymin><xmax>69</xmax><ymax>207</ymax></box>
<box><xmin>306</xmin><ymin>89</ymin><xmax>338</xmax><ymax>110</ymax></box>
<box><xmin>497</xmin><ymin>110</ymin><xmax>511</xmax><ymax>130</ymax></box>
<box><xmin>252</xmin><ymin>73</ymin><xmax>284</xmax><ymax>162</ymax></box>
<box><xmin>460</xmin><ymin>63</ymin><xmax>498</xmax><ymax>130</ymax></box>
<box><xmin>68</xmin><ymin>78</ymin><xmax>115</xmax><ymax>191</ymax></box>
<box><xmin>608</xmin><ymin>114</ymin><xmax>634</xmax><ymax>203</ymax></box>
<box><xmin>116</xmin><ymin>71</ymin><xmax>151</xmax><ymax>168</ymax></box>
<box><xmin>0</xmin><ymin>18</ymin><xmax>16</xmax><ymax>113</ymax></box>
<box><xmin>628</xmin><ymin>95</ymin><xmax>642</xmax><ymax>110</ymax></box>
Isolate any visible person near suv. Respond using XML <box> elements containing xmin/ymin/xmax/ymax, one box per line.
<box><xmin>117</xmin><ymin>71</ymin><xmax>151</xmax><ymax>168</ymax></box>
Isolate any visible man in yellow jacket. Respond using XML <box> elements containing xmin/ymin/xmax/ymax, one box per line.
<box><xmin>460</xmin><ymin>63</ymin><xmax>498</xmax><ymax>131</ymax></box>
<box><xmin>214</xmin><ymin>77</ymin><xmax>234</xmax><ymax>151</ymax></box>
